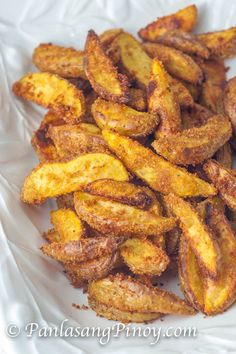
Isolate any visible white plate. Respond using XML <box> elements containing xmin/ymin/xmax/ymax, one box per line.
<box><xmin>0</xmin><ymin>0</ymin><xmax>236</xmax><ymax>353</ymax></box>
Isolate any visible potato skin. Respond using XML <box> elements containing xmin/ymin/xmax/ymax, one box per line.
<box><xmin>33</xmin><ymin>43</ymin><xmax>86</xmax><ymax>79</ymax></box>
<box><xmin>128</xmin><ymin>88</ymin><xmax>147</xmax><ymax>111</ymax></box>
<box><xmin>88</xmin><ymin>273</ymin><xmax>196</xmax><ymax>315</ymax></box>
<box><xmin>89</xmin><ymin>298</ymin><xmax>162</xmax><ymax>323</ymax></box>
<box><xmin>224</xmin><ymin>77</ymin><xmax>236</xmax><ymax>136</ymax></box>
<box><xmin>21</xmin><ymin>153</ymin><xmax>129</xmax><ymax>204</ymax></box>
<box><xmin>155</xmin><ymin>30</ymin><xmax>209</xmax><ymax>59</ymax></box>
<box><xmin>120</xmin><ymin>238</ymin><xmax>169</xmax><ymax>276</ymax></box>
<box><xmin>43</xmin><ymin>228</ymin><xmax>60</xmax><ymax>243</ymax></box>
<box><xmin>148</xmin><ymin>59</ymin><xmax>181</xmax><ymax>137</ymax></box>
<box><xmin>48</xmin><ymin>123</ymin><xmax>110</xmax><ymax>159</ymax></box>
<box><xmin>12</xmin><ymin>72</ymin><xmax>85</xmax><ymax>124</ymax></box>
<box><xmin>204</xmin><ymin>159</ymin><xmax>236</xmax><ymax>211</ymax></box>
<box><xmin>199</xmin><ymin>59</ymin><xmax>227</xmax><ymax>113</ymax></box>
<box><xmin>198</xmin><ymin>27</ymin><xmax>236</xmax><ymax>59</ymax></box>
<box><xmin>74</xmin><ymin>191</ymin><xmax>176</xmax><ymax>238</ymax></box>
<box><xmin>181</xmin><ymin>103</ymin><xmax>213</xmax><ymax>130</ymax></box>
<box><xmin>152</xmin><ymin>115</ymin><xmax>232</xmax><ymax>165</ymax></box>
<box><xmin>204</xmin><ymin>203</ymin><xmax>236</xmax><ymax>315</ymax></box>
<box><xmin>84</xmin><ymin>30</ymin><xmax>129</xmax><ymax>103</ymax></box>
<box><xmin>64</xmin><ymin>253</ymin><xmax>119</xmax><ymax>287</ymax></box>
<box><xmin>102</xmin><ymin>129</ymin><xmax>216</xmax><ymax>198</ymax></box>
<box><xmin>92</xmin><ymin>97</ymin><xmax>158</xmax><ymax>138</ymax></box>
<box><xmin>164</xmin><ymin>194</ymin><xmax>220</xmax><ymax>278</ymax></box>
<box><xmin>215</xmin><ymin>142</ymin><xmax>233</xmax><ymax>169</ymax></box>
<box><xmin>41</xmin><ymin>236</ymin><xmax>121</xmax><ymax>263</ymax></box>
<box><xmin>138</xmin><ymin>5</ymin><xmax>198</xmax><ymax>41</ymax></box>
<box><xmin>84</xmin><ymin>179</ymin><xmax>152</xmax><ymax>209</ymax></box>
<box><xmin>143</xmin><ymin>43</ymin><xmax>203</xmax><ymax>85</ymax></box>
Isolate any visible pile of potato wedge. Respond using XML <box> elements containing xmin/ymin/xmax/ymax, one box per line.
<box><xmin>12</xmin><ymin>4</ymin><xmax>236</xmax><ymax>323</ymax></box>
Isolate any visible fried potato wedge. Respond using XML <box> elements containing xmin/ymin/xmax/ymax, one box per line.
<box><xmin>179</xmin><ymin>235</ymin><xmax>205</xmax><ymax>311</ymax></box>
<box><xmin>128</xmin><ymin>88</ymin><xmax>147</xmax><ymax>111</ymax></box>
<box><xmin>84</xmin><ymin>179</ymin><xmax>152</xmax><ymax>209</ymax></box>
<box><xmin>115</xmin><ymin>32</ymin><xmax>152</xmax><ymax>87</ymax></box>
<box><xmin>204</xmin><ymin>203</ymin><xmax>236</xmax><ymax>315</ymax></box>
<box><xmin>168</xmin><ymin>76</ymin><xmax>194</xmax><ymax>108</ymax></box>
<box><xmin>199</xmin><ymin>59</ymin><xmax>227</xmax><ymax>113</ymax></box>
<box><xmin>152</xmin><ymin>115</ymin><xmax>232</xmax><ymax>165</ymax></box>
<box><xmin>138</xmin><ymin>5</ymin><xmax>198</xmax><ymax>41</ymax></box>
<box><xmin>64</xmin><ymin>253</ymin><xmax>119</xmax><ymax>286</ymax></box>
<box><xmin>88</xmin><ymin>273</ymin><xmax>195</xmax><ymax>315</ymax></box>
<box><xmin>120</xmin><ymin>238</ymin><xmax>169</xmax><ymax>275</ymax></box>
<box><xmin>198</xmin><ymin>27</ymin><xmax>236</xmax><ymax>59</ymax></box>
<box><xmin>102</xmin><ymin>129</ymin><xmax>216</xmax><ymax>197</ymax></box>
<box><xmin>50</xmin><ymin>208</ymin><xmax>85</xmax><ymax>242</ymax></box>
<box><xmin>143</xmin><ymin>43</ymin><xmax>203</xmax><ymax>85</ymax></box>
<box><xmin>99</xmin><ymin>28</ymin><xmax>123</xmax><ymax>48</ymax></box>
<box><xmin>164</xmin><ymin>194</ymin><xmax>220</xmax><ymax>278</ymax></box>
<box><xmin>182</xmin><ymin>81</ymin><xmax>201</xmax><ymax>101</ymax></box>
<box><xmin>32</xmin><ymin>43</ymin><xmax>86</xmax><ymax>79</ymax></box>
<box><xmin>155</xmin><ymin>30</ymin><xmax>209</xmax><ymax>59</ymax></box>
<box><xmin>74</xmin><ymin>191</ymin><xmax>176</xmax><ymax>238</ymax></box>
<box><xmin>92</xmin><ymin>97</ymin><xmax>158</xmax><ymax>138</ymax></box>
<box><xmin>84</xmin><ymin>30</ymin><xmax>129</xmax><ymax>103</ymax></box>
<box><xmin>21</xmin><ymin>153</ymin><xmax>129</xmax><ymax>204</ymax></box>
<box><xmin>224</xmin><ymin>77</ymin><xmax>236</xmax><ymax>135</ymax></box>
<box><xmin>215</xmin><ymin>142</ymin><xmax>233</xmax><ymax>169</ymax></box>
<box><xmin>204</xmin><ymin>159</ymin><xmax>236</xmax><ymax>210</ymax></box>
<box><xmin>41</xmin><ymin>236</ymin><xmax>121</xmax><ymax>263</ymax></box>
<box><xmin>12</xmin><ymin>72</ymin><xmax>85</xmax><ymax>124</ymax></box>
<box><xmin>89</xmin><ymin>298</ymin><xmax>162</xmax><ymax>323</ymax></box>
<box><xmin>148</xmin><ymin>58</ymin><xmax>181</xmax><ymax>137</ymax></box>
<box><xmin>48</xmin><ymin>123</ymin><xmax>110</xmax><ymax>159</ymax></box>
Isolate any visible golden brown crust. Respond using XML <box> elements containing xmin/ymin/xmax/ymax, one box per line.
<box><xmin>102</xmin><ymin>129</ymin><xmax>217</xmax><ymax>198</ymax></box>
<box><xmin>64</xmin><ymin>253</ymin><xmax>119</xmax><ymax>286</ymax></box>
<box><xmin>120</xmin><ymin>238</ymin><xmax>169</xmax><ymax>276</ymax></box>
<box><xmin>84</xmin><ymin>179</ymin><xmax>152</xmax><ymax>209</ymax></box>
<box><xmin>32</xmin><ymin>43</ymin><xmax>86</xmax><ymax>79</ymax></box>
<box><xmin>12</xmin><ymin>72</ymin><xmax>86</xmax><ymax>124</ymax></box>
<box><xmin>204</xmin><ymin>159</ymin><xmax>236</xmax><ymax>211</ymax></box>
<box><xmin>198</xmin><ymin>27</ymin><xmax>236</xmax><ymax>59</ymax></box>
<box><xmin>88</xmin><ymin>273</ymin><xmax>196</xmax><ymax>315</ymax></box>
<box><xmin>204</xmin><ymin>203</ymin><xmax>236</xmax><ymax>314</ymax></box>
<box><xmin>41</xmin><ymin>236</ymin><xmax>121</xmax><ymax>263</ymax></box>
<box><xmin>181</xmin><ymin>103</ymin><xmax>213</xmax><ymax>130</ymax></box>
<box><xmin>42</xmin><ymin>228</ymin><xmax>60</xmax><ymax>243</ymax></box>
<box><xmin>84</xmin><ymin>30</ymin><xmax>129</xmax><ymax>103</ymax></box>
<box><xmin>92</xmin><ymin>97</ymin><xmax>158</xmax><ymax>138</ymax></box>
<box><xmin>215</xmin><ymin>142</ymin><xmax>233</xmax><ymax>169</ymax></box>
<box><xmin>164</xmin><ymin>194</ymin><xmax>221</xmax><ymax>278</ymax></box>
<box><xmin>168</xmin><ymin>76</ymin><xmax>194</xmax><ymax>108</ymax></box>
<box><xmin>128</xmin><ymin>88</ymin><xmax>147</xmax><ymax>111</ymax></box>
<box><xmin>143</xmin><ymin>43</ymin><xmax>203</xmax><ymax>85</ymax></box>
<box><xmin>89</xmin><ymin>298</ymin><xmax>162</xmax><ymax>323</ymax></box>
<box><xmin>99</xmin><ymin>28</ymin><xmax>123</xmax><ymax>49</ymax></box>
<box><xmin>48</xmin><ymin>123</ymin><xmax>110</xmax><ymax>159</ymax></box>
<box><xmin>21</xmin><ymin>153</ymin><xmax>129</xmax><ymax>204</ymax></box>
<box><xmin>154</xmin><ymin>30</ymin><xmax>209</xmax><ymax>58</ymax></box>
<box><xmin>148</xmin><ymin>59</ymin><xmax>181</xmax><ymax>137</ymax></box>
<box><xmin>152</xmin><ymin>115</ymin><xmax>232</xmax><ymax>165</ymax></box>
<box><xmin>74</xmin><ymin>191</ymin><xmax>176</xmax><ymax>238</ymax></box>
<box><xmin>224</xmin><ymin>77</ymin><xmax>236</xmax><ymax>136</ymax></box>
<box><xmin>138</xmin><ymin>5</ymin><xmax>198</xmax><ymax>42</ymax></box>
<box><xmin>199</xmin><ymin>59</ymin><xmax>227</xmax><ymax>113</ymax></box>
